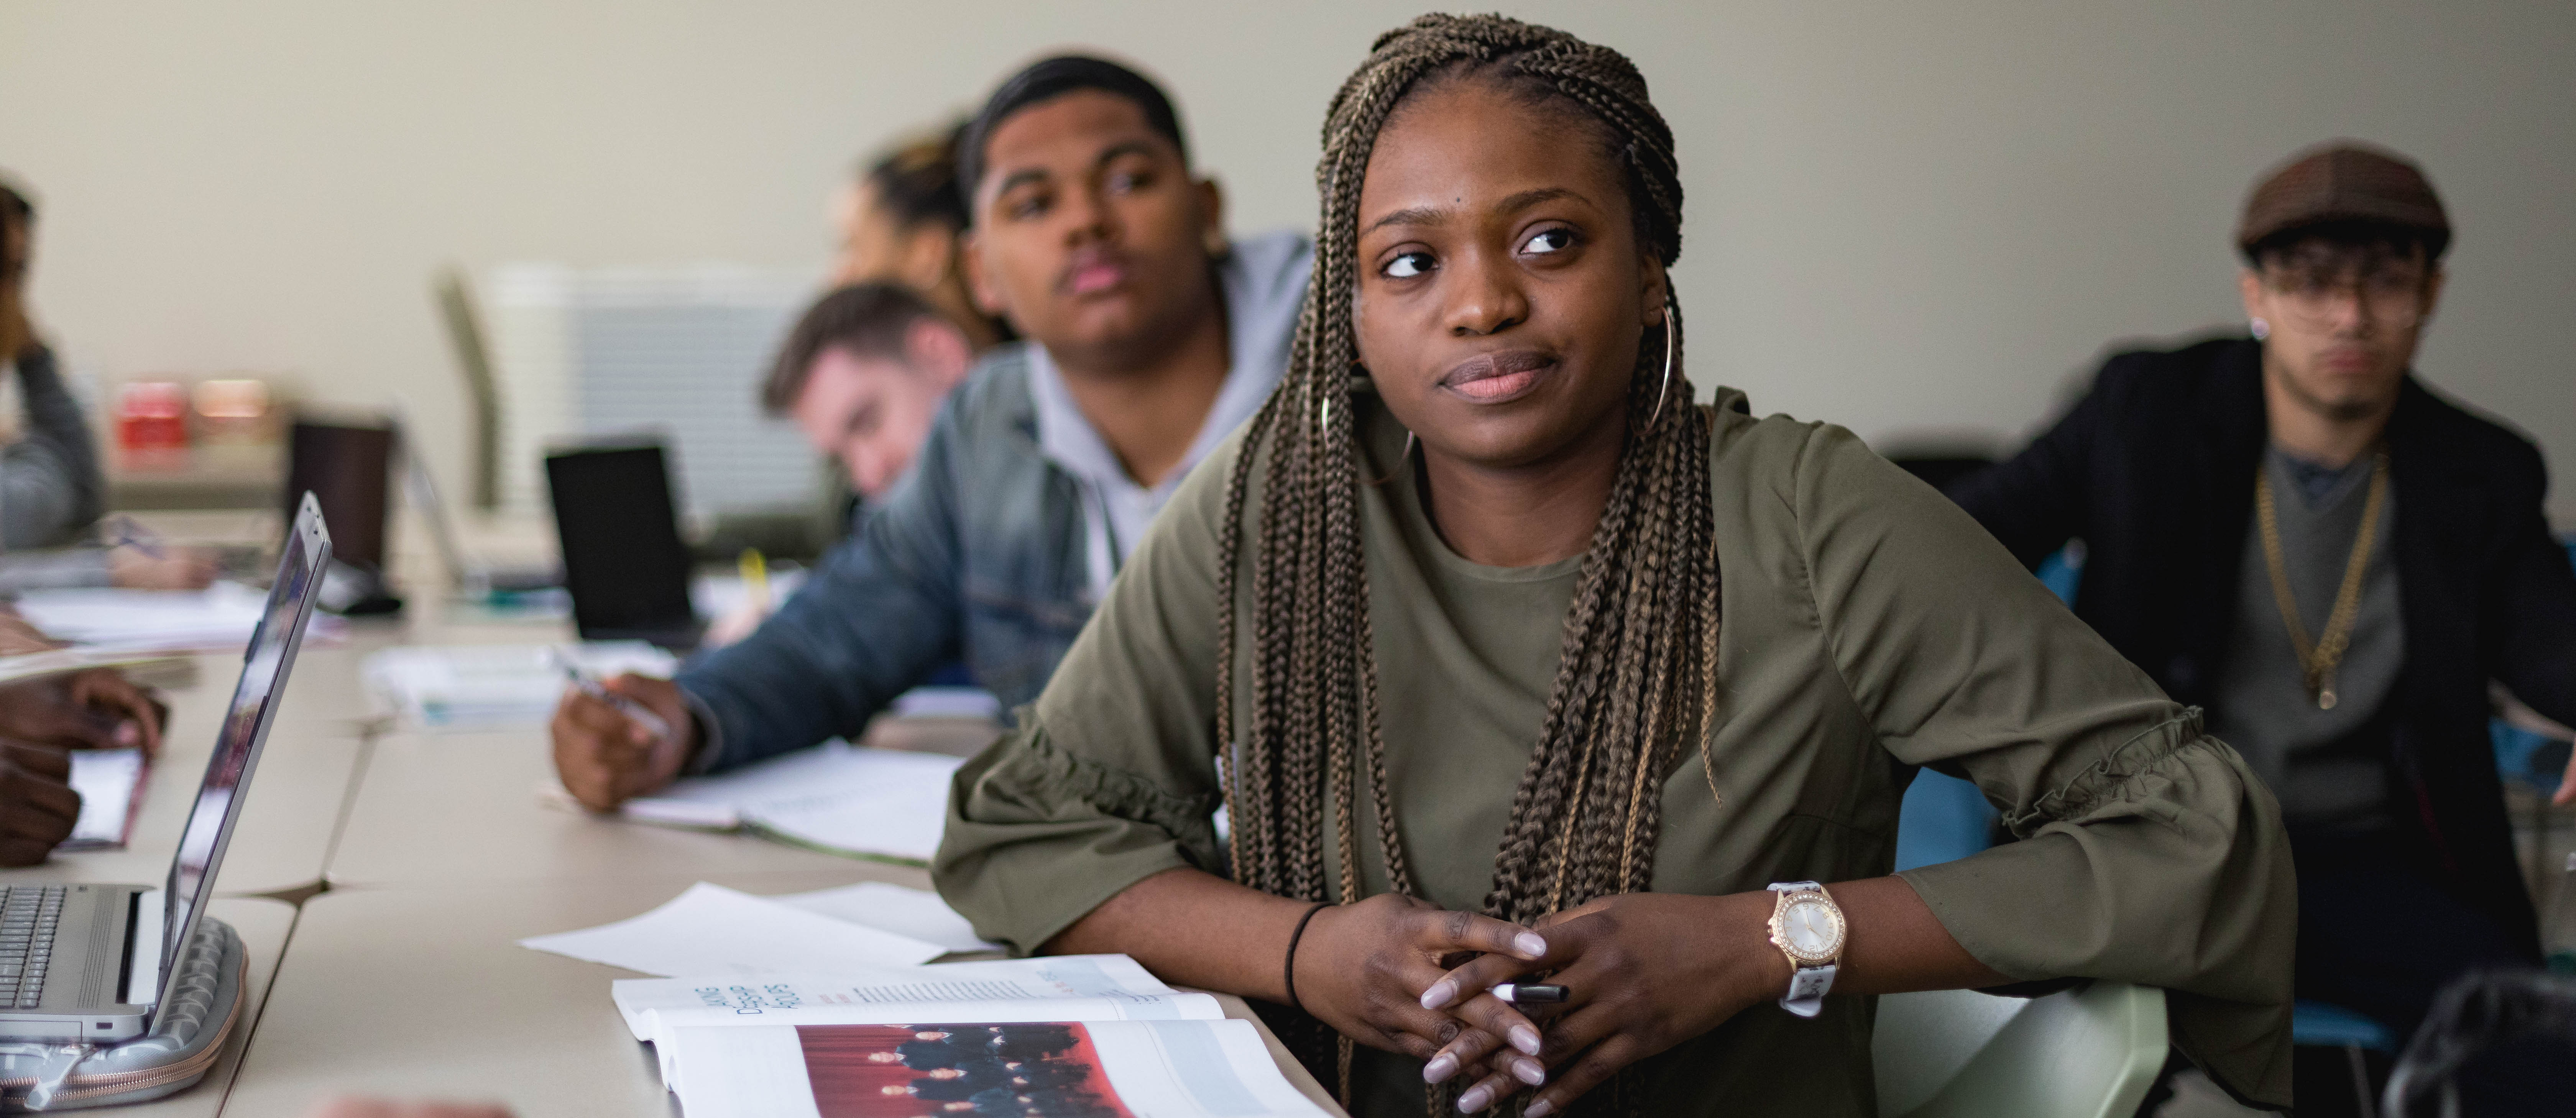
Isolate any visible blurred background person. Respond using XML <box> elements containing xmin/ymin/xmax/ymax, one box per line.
<box><xmin>0</xmin><ymin>174</ymin><xmax>212</xmax><ymax>592</ymax></box>
<box><xmin>704</xmin><ymin>282</ymin><xmax>975</xmax><ymax>647</ymax></box>
<box><xmin>1949</xmin><ymin>142</ymin><xmax>2576</xmax><ymax>1114</ymax></box>
<box><xmin>830</xmin><ymin>125</ymin><xmax>1013</xmax><ymax>354</ymax></box>
<box><xmin>1</xmin><ymin>175</ymin><xmax>104</xmax><ymax>552</ymax></box>
<box><xmin>763</xmin><ymin>282</ymin><xmax>974</xmax><ymax>510</ymax></box>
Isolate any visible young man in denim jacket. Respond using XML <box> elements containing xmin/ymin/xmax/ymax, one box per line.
<box><xmin>552</xmin><ymin>56</ymin><xmax>1309</xmax><ymax>806</ymax></box>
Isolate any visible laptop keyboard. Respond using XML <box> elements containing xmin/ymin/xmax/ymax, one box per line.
<box><xmin>0</xmin><ymin>886</ymin><xmax>63</xmax><ymax>1008</ymax></box>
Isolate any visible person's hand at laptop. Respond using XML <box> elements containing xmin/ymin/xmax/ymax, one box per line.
<box><xmin>108</xmin><ymin>545</ymin><xmax>219</xmax><ymax>590</ymax></box>
<box><xmin>550</xmin><ymin>673</ymin><xmax>694</xmax><ymax>810</ymax></box>
<box><xmin>0</xmin><ymin>740</ymin><xmax>78</xmax><ymax>866</ymax></box>
<box><xmin>0</xmin><ymin>671</ymin><xmax>164</xmax><ymax>757</ymax></box>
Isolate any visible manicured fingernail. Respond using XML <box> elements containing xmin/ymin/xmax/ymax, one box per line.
<box><xmin>1514</xmin><ymin>1058</ymin><xmax>1546</xmax><ymax>1086</ymax></box>
<box><xmin>1423</xmin><ymin>1052</ymin><xmax>1457</xmax><ymax>1084</ymax></box>
<box><xmin>1419</xmin><ymin>980</ymin><xmax>1456</xmax><ymax>1010</ymax></box>
<box><xmin>1456</xmin><ymin>1085</ymin><xmax>1492</xmax><ymax>1113</ymax></box>
<box><xmin>1510</xmin><ymin>1025</ymin><xmax>1542</xmax><ymax>1056</ymax></box>
<box><xmin>1515</xmin><ymin>932</ymin><xmax>1547</xmax><ymax>958</ymax></box>
<box><xmin>1526</xmin><ymin>1100</ymin><xmax>1555</xmax><ymax>1118</ymax></box>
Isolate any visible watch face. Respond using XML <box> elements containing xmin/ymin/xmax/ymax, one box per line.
<box><xmin>1777</xmin><ymin>898</ymin><xmax>1844</xmax><ymax>961</ymax></box>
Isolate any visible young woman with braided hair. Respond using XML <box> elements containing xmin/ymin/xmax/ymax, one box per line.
<box><xmin>936</xmin><ymin>15</ymin><xmax>2294</xmax><ymax>1116</ymax></box>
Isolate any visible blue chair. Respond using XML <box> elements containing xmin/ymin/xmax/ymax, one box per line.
<box><xmin>2295</xmin><ymin>1000</ymin><xmax>2398</xmax><ymax>1118</ymax></box>
<box><xmin>1895</xmin><ymin>771</ymin><xmax>1996</xmax><ymax>872</ymax></box>
<box><xmin>2034</xmin><ymin>544</ymin><xmax>2083</xmax><ymax>607</ymax></box>
<box><xmin>1888</xmin><ymin>544</ymin><xmax>2086</xmax><ymax>871</ymax></box>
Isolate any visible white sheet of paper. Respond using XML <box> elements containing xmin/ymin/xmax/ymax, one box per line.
<box><xmin>770</xmin><ymin>882</ymin><xmax>1002</xmax><ymax>955</ymax></box>
<box><xmin>613</xmin><ymin>954</ymin><xmax>1200</xmax><ymax>1040</ymax></box>
<box><xmin>365</xmin><ymin>641</ymin><xmax>677</xmax><ymax>731</ymax></box>
<box><xmin>64</xmin><ymin>747</ymin><xmax>145</xmax><ymax>850</ymax></box>
<box><xmin>624</xmin><ymin>741</ymin><xmax>961</xmax><ymax>862</ymax></box>
<box><xmin>518</xmin><ymin>882</ymin><xmax>945</xmax><ymax>978</ymax></box>
<box><xmin>13</xmin><ymin>583</ymin><xmax>345</xmax><ymax>653</ymax></box>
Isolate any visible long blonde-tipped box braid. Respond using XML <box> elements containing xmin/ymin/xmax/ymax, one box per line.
<box><xmin>1211</xmin><ymin>14</ymin><xmax>1719</xmax><ymax>1111</ymax></box>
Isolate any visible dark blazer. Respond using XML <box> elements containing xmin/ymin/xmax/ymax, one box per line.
<box><xmin>1949</xmin><ymin>335</ymin><xmax>2576</xmax><ymax>954</ymax></box>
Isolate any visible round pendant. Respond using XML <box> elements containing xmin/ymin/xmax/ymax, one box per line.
<box><xmin>2318</xmin><ymin>689</ymin><xmax>2338</xmax><ymax>711</ymax></box>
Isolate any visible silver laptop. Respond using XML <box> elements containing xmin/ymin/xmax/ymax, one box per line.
<box><xmin>399</xmin><ymin>426</ymin><xmax>557</xmax><ymax>596</ymax></box>
<box><xmin>0</xmin><ymin>494</ymin><xmax>330</xmax><ymax>1042</ymax></box>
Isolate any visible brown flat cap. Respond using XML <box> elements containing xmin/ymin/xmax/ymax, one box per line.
<box><xmin>2237</xmin><ymin>142</ymin><xmax>2450</xmax><ymax>256</ymax></box>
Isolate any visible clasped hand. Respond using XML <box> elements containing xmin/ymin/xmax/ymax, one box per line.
<box><xmin>1295</xmin><ymin>891</ymin><xmax>1783</xmax><ymax>1114</ymax></box>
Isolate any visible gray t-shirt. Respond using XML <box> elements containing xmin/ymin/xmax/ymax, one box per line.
<box><xmin>2208</xmin><ymin>446</ymin><xmax>2402</xmax><ymax>831</ymax></box>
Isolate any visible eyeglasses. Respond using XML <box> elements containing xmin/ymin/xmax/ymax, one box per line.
<box><xmin>2261</xmin><ymin>266</ymin><xmax>2431</xmax><ymax>332</ymax></box>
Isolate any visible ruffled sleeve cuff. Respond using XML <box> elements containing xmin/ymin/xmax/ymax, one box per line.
<box><xmin>932</xmin><ymin>713</ymin><xmax>1221</xmax><ymax>955</ymax></box>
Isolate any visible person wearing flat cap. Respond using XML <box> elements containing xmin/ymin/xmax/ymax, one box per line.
<box><xmin>1950</xmin><ymin>143</ymin><xmax>2576</xmax><ymax>1112</ymax></box>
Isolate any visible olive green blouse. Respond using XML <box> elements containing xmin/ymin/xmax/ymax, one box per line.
<box><xmin>933</xmin><ymin>387</ymin><xmax>2295</xmax><ymax>1115</ymax></box>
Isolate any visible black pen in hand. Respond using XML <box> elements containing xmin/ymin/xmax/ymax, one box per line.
<box><xmin>1493</xmin><ymin>983</ymin><xmax>1566</xmax><ymax>1005</ymax></box>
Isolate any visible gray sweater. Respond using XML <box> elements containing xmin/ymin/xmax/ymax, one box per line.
<box><xmin>0</xmin><ymin>345</ymin><xmax>107</xmax><ymax>583</ymax></box>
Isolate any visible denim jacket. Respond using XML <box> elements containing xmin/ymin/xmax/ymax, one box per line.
<box><xmin>680</xmin><ymin>231</ymin><xmax>1312</xmax><ymax>772</ymax></box>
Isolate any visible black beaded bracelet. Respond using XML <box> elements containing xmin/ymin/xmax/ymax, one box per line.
<box><xmin>1283</xmin><ymin>902</ymin><xmax>1332</xmax><ymax>1012</ymax></box>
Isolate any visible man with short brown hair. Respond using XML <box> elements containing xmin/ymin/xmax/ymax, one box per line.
<box><xmin>1954</xmin><ymin>143</ymin><xmax>2576</xmax><ymax>1112</ymax></box>
<box><xmin>761</xmin><ymin>282</ymin><xmax>974</xmax><ymax>504</ymax></box>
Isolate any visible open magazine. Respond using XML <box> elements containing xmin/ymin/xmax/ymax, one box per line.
<box><xmin>618</xmin><ymin>956</ymin><xmax>1330</xmax><ymax>1118</ymax></box>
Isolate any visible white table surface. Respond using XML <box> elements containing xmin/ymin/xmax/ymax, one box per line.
<box><xmin>223</xmin><ymin>874</ymin><xmax>902</xmax><ymax>1115</ymax></box>
<box><xmin>122</xmin><ymin>897</ymin><xmax>298</xmax><ymax>1118</ymax></box>
<box><xmin>223</xmin><ymin>878</ymin><xmax>1344</xmax><ymax>1117</ymax></box>
<box><xmin>326</xmin><ymin>728</ymin><xmax>880</xmax><ymax>889</ymax></box>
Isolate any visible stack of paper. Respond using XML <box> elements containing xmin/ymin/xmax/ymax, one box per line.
<box><xmin>0</xmin><ymin>648</ymin><xmax>197</xmax><ymax>690</ymax></box>
<box><xmin>13</xmin><ymin>583</ymin><xmax>346</xmax><ymax>653</ymax></box>
<box><xmin>586</xmin><ymin>740</ymin><xmax>964</xmax><ymax>865</ymax></box>
<box><xmin>363</xmin><ymin>642</ymin><xmax>677</xmax><ymax>731</ymax></box>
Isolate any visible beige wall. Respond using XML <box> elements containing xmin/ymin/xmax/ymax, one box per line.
<box><xmin>3</xmin><ymin>0</ymin><xmax>2571</xmax><ymax>519</ymax></box>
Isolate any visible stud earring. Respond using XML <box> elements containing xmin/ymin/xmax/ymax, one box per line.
<box><xmin>2250</xmin><ymin>317</ymin><xmax>2271</xmax><ymax>341</ymax></box>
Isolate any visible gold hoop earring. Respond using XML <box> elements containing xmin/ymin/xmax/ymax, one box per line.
<box><xmin>1644</xmin><ymin>293</ymin><xmax>1679</xmax><ymax>432</ymax></box>
<box><xmin>1367</xmin><ymin>432</ymin><xmax>1416</xmax><ymax>486</ymax></box>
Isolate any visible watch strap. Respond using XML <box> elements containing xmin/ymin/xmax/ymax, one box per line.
<box><xmin>1766</xmin><ymin>881</ymin><xmax>1837</xmax><ymax>1018</ymax></box>
<box><xmin>1781</xmin><ymin>963</ymin><xmax>1835</xmax><ymax>1018</ymax></box>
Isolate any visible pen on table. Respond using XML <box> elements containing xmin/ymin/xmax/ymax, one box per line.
<box><xmin>1493</xmin><ymin>984</ymin><xmax>1566</xmax><ymax>1005</ymax></box>
<box><xmin>739</xmin><ymin>548</ymin><xmax>771</xmax><ymax>618</ymax></box>
<box><xmin>551</xmin><ymin>651</ymin><xmax>673</xmax><ymax>744</ymax></box>
<box><xmin>104</xmin><ymin>515</ymin><xmax>166</xmax><ymax>560</ymax></box>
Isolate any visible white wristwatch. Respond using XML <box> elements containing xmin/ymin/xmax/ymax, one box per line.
<box><xmin>1766</xmin><ymin>881</ymin><xmax>1846</xmax><ymax>1018</ymax></box>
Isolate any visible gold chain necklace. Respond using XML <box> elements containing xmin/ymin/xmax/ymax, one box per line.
<box><xmin>2254</xmin><ymin>451</ymin><xmax>2389</xmax><ymax>710</ymax></box>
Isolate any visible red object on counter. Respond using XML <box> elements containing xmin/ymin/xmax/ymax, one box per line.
<box><xmin>116</xmin><ymin>381</ymin><xmax>191</xmax><ymax>468</ymax></box>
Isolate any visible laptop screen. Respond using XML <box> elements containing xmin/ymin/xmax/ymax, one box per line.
<box><xmin>544</xmin><ymin>443</ymin><xmax>694</xmax><ymax>640</ymax></box>
<box><xmin>284</xmin><ymin>419</ymin><xmax>394</xmax><ymax>571</ymax></box>
<box><xmin>158</xmin><ymin>495</ymin><xmax>331</xmax><ymax>999</ymax></box>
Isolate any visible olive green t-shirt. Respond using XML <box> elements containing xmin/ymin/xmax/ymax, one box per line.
<box><xmin>934</xmin><ymin>388</ymin><xmax>2296</xmax><ymax>1115</ymax></box>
